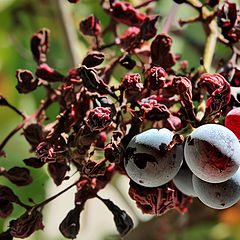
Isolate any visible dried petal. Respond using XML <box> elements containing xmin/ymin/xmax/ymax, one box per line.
<box><xmin>36</xmin><ymin>63</ymin><xmax>65</xmax><ymax>82</ymax></box>
<box><xmin>150</xmin><ymin>34</ymin><xmax>176</xmax><ymax>69</ymax></box>
<box><xmin>23</xmin><ymin>157</ymin><xmax>45</xmax><ymax>168</ymax></box>
<box><xmin>129</xmin><ymin>180</ymin><xmax>192</xmax><ymax>216</ymax></box>
<box><xmin>99</xmin><ymin>197</ymin><xmax>134</xmax><ymax>237</ymax></box>
<box><xmin>77</xmin><ymin>65</ymin><xmax>112</xmax><ymax>94</ymax></box>
<box><xmin>59</xmin><ymin>205</ymin><xmax>82</xmax><ymax>239</ymax></box>
<box><xmin>0</xmin><ymin>199</ymin><xmax>13</xmax><ymax>219</ymax></box>
<box><xmin>30</xmin><ymin>28</ymin><xmax>49</xmax><ymax>64</ymax></box>
<box><xmin>120</xmin><ymin>73</ymin><xmax>143</xmax><ymax>91</ymax></box>
<box><xmin>23</xmin><ymin>123</ymin><xmax>44</xmax><ymax>150</ymax></box>
<box><xmin>198</xmin><ymin>73</ymin><xmax>231</xmax><ymax>115</ymax></box>
<box><xmin>35</xmin><ymin>142</ymin><xmax>56</xmax><ymax>163</ymax></box>
<box><xmin>80</xmin><ymin>15</ymin><xmax>101</xmax><ymax>36</ymax></box>
<box><xmin>68</xmin><ymin>0</ymin><xmax>79</xmax><ymax>3</ymax></box>
<box><xmin>16</xmin><ymin>69</ymin><xmax>39</xmax><ymax>94</ymax></box>
<box><xmin>86</xmin><ymin>107</ymin><xmax>112</xmax><ymax>132</ymax></box>
<box><xmin>110</xmin><ymin>2</ymin><xmax>146</xmax><ymax>27</ymax></box>
<box><xmin>148</xmin><ymin>67</ymin><xmax>166</xmax><ymax>90</ymax></box>
<box><xmin>10</xmin><ymin>210</ymin><xmax>44</xmax><ymax>238</ymax></box>
<box><xmin>2</xmin><ymin>167</ymin><xmax>33</xmax><ymax>186</ymax></box>
<box><xmin>0</xmin><ymin>185</ymin><xmax>18</xmax><ymax>202</ymax></box>
<box><xmin>173</xmin><ymin>76</ymin><xmax>196</xmax><ymax>121</ymax></box>
<box><xmin>0</xmin><ymin>230</ymin><xmax>13</xmax><ymax>240</ymax></box>
<box><xmin>48</xmin><ymin>160</ymin><xmax>69</xmax><ymax>186</ymax></box>
<box><xmin>119</xmin><ymin>54</ymin><xmax>136</xmax><ymax>70</ymax></box>
<box><xmin>118</xmin><ymin>27</ymin><xmax>141</xmax><ymax>50</ymax></box>
<box><xmin>82</xmin><ymin>51</ymin><xmax>105</xmax><ymax>68</ymax></box>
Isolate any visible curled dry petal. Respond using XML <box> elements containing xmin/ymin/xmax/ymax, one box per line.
<box><xmin>120</xmin><ymin>73</ymin><xmax>143</xmax><ymax>91</ymax></box>
<box><xmin>173</xmin><ymin>76</ymin><xmax>196</xmax><ymax>121</ymax></box>
<box><xmin>0</xmin><ymin>185</ymin><xmax>18</xmax><ymax>202</ymax></box>
<box><xmin>129</xmin><ymin>180</ymin><xmax>192</xmax><ymax>216</ymax></box>
<box><xmin>23</xmin><ymin>123</ymin><xmax>44</xmax><ymax>150</ymax></box>
<box><xmin>77</xmin><ymin>65</ymin><xmax>112</xmax><ymax>95</ymax></box>
<box><xmin>82</xmin><ymin>51</ymin><xmax>105</xmax><ymax>68</ymax></box>
<box><xmin>68</xmin><ymin>0</ymin><xmax>79</xmax><ymax>3</ymax></box>
<box><xmin>1</xmin><ymin>167</ymin><xmax>33</xmax><ymax>186</ymax></box>
<box><xmin>36</xmin><ymin>64</ymin><xmax>65</xmax><ymax>82</ymax></box>
<box><xmin>23</xmin><ymin>157</ymin><xmax>45</xmax><ymax>168</ymax></box>
<box><xmin>150</xmin><ymin>34</ymin><xmax>176</xmax><ymax>69</ymax></box>
<box><xmin>0</xmin><ymin>199</ymin><xmax>13</xmax><ymax>219</ymax></box>
<box><xmin>0</xmin><ymin>230</ymin><xmax>13</xmax><ymax>240</ymax></box>
<box><xmin>197</xmin><ymin>73</ymin><xmax>231</xmax><ymax>115</ymax></box>
<box><xmin>59</xmin><ymin>205</ymin><xmax>83</xmax><ymax>239</ymax></box>
<box><xmin>110</xmin><ymin>2</ymin><xmax>146</xmax><ymax>27</ymax></box>
<box><xmin>86</xmin><ymin>107</ymin><xmax>113</xmax><ymax>132</ymax></box>
<box><xmin>16</xmin><ymin>69</ymin><xmax>39</xmax><ymax>94</ymax></box>
<box><xmin>148</xmin><ymin>67</ymin><xmax>166</xmax><ymax>90</ymax></box>
<box><xmin>9</xmin><ymin>210</ymin><xmax>44</xmax><ymax>238</ymax></box>
<box><xmin>99</xmin><ymin>197</ymin><xmax>134</xmax><ymax>237</ymax></box>
<box><xmin>119</xmin><ymin>54</ymin><xmax>136</xmax><ymax>70</ymax></box>
<box><xmin>30</xmin><ymin>28</ymin><xmax>50</xmax><ymax>64</ymax></box>
<box><xmin>48</xmin><ymin>160</ymin><xmax>69</xmax><ymax>186</ymax></box>
<box><xmin>80</xmin><ymin>15</ymin><xmax>101</xmax><ymax>36</ymax></box>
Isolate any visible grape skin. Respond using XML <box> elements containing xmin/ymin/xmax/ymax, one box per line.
<box><xmin>184</xmin><ymin>124</ymin><xmax>240</xmax><ymax>183</ymax></box>
<box><xmin>225</xmin><ymin>107</ymin><xmax>240</xmax><ymax>140</ymax></box>
<box><xmin>124</xmin><ymin>128</ymin><xmax>183</xmax><ymax>187</ymax></box>
<box><xmin>192</xmin><ymin>170</ymin><xmax>240</xmax><ymax>209</ymax></box>
<box><xmin>173</xmin><ymin>161</ymin><xmax>196</xmax><ymax>197</ymax></box>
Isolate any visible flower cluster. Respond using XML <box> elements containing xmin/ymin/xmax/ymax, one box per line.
<box><xmin>0</xmin><ymin>0</ymin><xmax>240</xmax><ymax>239</ymax></box>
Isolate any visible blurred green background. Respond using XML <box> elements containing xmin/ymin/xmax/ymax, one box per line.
<box><xmin>0</xmin><ymin>0</ymin><xmax>239</xmax><ymax>239</ymax></box>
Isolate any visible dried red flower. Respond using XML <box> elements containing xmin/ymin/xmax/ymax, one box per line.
<box><xmin>82</xmin><ymin>51</ymin><xmax>105</xmax><ymax>68</ymax></box>
<box><xmin>36</xmin><ymin>64</ymin><xmax>65</xmax><ymax>82</ymax></box>
<box><xmin>1</xmin><ymin>167</ymin><xmax>33</xmax><ymax>186</ymax></box>
<box><xmin>150</xmin><ymin>34</ymin><xmax>176</xmax><ymax>69</ymax></box>
<box><xmin>110</xmin><ymin>2</ymin><xmax>146</xmax><ymax>27</ymax></box>
<box><xmin>9</xmin><ymin>210</ymin><xmax>44</xmax><ymax>238</ymax></box>
<box><xmin>80</xmin><ymin>15</ymin><xmax>101</xmax><ymax>36</ymax></box>
<box><xmin>198</xmin><ymin>73</ymin><xmax>231</xmax><ymax>115</ymax></box>
<box><xmin>30</xmin><ymin>28</ymin><xmax>49</xmax><ymax>64</ymax></box>
<box><xmin>148</xmin><ymin>67</ymin><xmax>166</xmax><ymax>90</ymax></box>
<box><xmin>86</xmin><ymin>107</ymin><xmax>112</xmax><ymax>132</ymax></box>
<box><xmin>129</xmin><ymin>180</ymin><xmax>192</xmax><ymax>216</ymax></box>
<box><xmin>120</xmin><ymin>73</ymin><xmax>143</xmax><ymax>91</ymax></box>
<box><xmin>16</xmin><ymin>69</ymin><xmax>39</xmax><ymax>94</ymax></box>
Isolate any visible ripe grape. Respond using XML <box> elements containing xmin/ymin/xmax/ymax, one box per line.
<box><xmin>192</xmin><ymin>170</ymin><xmax>240</xmax><ymax>209</ymax></box>
<box><xmin>225</xmin><ymin>107</ymin><xmax>240</xmax><ymax>140</ymax></box>
<box><xmin>124</xmin><ymin>128</ymin><xmax>183</xmax><ymax>187</ymax></box>
<box><xmin>173</xmin><ymin>160</ymin><xmax>196</xmax><ymax>197</ymax></box>
<box><xmin>184</xmin><ymin>124</ymin><xmax>240</xmax><ymax>183</ymax></box>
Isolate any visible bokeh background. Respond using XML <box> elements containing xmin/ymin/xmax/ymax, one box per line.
<box><xmin>0</xmin><ymin>0</ymin><xmax>240</xmax><ymax>239</ymax></box>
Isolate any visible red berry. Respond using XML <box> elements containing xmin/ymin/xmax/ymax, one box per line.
<box><xmin>225</xmin><ymin>108</ymin><xmax>240</xmax><ymax>140</ymax></box>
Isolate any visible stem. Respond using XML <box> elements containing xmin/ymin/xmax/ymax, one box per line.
<box><xmin>55</xmin><ymin>0</ymin><xmax>80</xmax><ymax>67</ymax></box>
<box><xmin>35</xmin><ymin>179</ymin><xmax>81</xmax><ymax>210</ymax></box>
<box><xmin>134</xmin><ymin>0</ymin><xmax>158</xmax><ymax>9</ymax></box>
<box><xmin>162</xmin><ymin>4</ymin><xmax>179</xmax><ymax>34</ymax></box>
